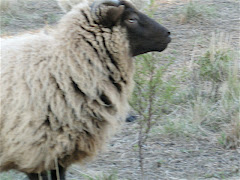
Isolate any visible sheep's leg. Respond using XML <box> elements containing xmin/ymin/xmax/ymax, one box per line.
<box><xmin>26</xmin><ymin>172</ymin><xmax>48</xmax><ymax>180</ymax></box>
<box><xmin>50</xmin><ymin>165</ymin><xmax>66</xmax><ymax>180</ymax></box>
<box><xmin>126</xmin><ymin>114</ymin><xmax>137</xmax><ymax>122</ymax></box>
<box><xmin>25</xmin><ymin>165</ymin><xmax>65</xmax><ymax>180</ymax></box>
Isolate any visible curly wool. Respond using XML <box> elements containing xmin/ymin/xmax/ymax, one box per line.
<box><xmin>0</xmin><ymin>2</ymin><xmax>134</xmax><ymax>173</ymax></box>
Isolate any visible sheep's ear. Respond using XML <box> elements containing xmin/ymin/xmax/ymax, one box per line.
<box><xmin>92</xmin><ymin>3</ymin><xmax>125</xmax><ymax>27</ymax></box>
<box><xmin>106</xmin><ymin>5</ymin><xmax>125</xmax><ymax>23</ymax></box>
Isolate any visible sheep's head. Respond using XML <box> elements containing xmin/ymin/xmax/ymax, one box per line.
<box><xmin>91</xmin><ymin>0</ymin><xmax>171</xmax><ymax>56</ymax></box>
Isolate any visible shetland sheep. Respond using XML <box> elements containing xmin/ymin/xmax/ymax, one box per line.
<box><xmin>0</xmin><ymin>0</ymin><xmax>171</xmax><ymax>179</ymax></box>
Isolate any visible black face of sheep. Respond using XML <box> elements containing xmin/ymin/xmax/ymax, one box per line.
<box><xmin>94</xmin><ymin>0</ymin><xmax>171</xmax><ymax>56</ymax></box>
<box><xmin>123</xmin><ymin>7</ymin><xmax>171</xmax><ymax>56</ymax></box>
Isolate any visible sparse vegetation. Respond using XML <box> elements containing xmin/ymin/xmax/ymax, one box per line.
<box><xmin>130</xmin><ymin>31</ymin><xmax>239</xmax><ymax>178</ymax></box>
<box><xmin>0</xmin><ymin>0</ymin><xmax>26</xmax><ymax>13</ymax></box>
<box><xmin>0</xmin><ymin>171</ymin><xmax>26</xmax><ymax>180</ymax></box>
<box><xmin>131</xmin><ymin>52</ymin><xmax>177</xmax><ymax>178</ymax></box>
<box><xmin>0</xmin><ymin>0</ymin><xmax>63</xmax><ymax>35</ymax></box>
<box><xmin>189</xmin><ymin>33</ymin><xmax>240</xmax><ymax>148</ymax></box>
<box><xmin>67</xmin><ymin>167</ymin><xmax>119</xmax><ymax>180</ymax></box>
<box><xmin>80</xmin><ymin>172</ymin><xmax>118</xmax><ymax>180</ymax></box>
<box><xmin>178</xmin><ymin>0</ymin><xmax>216</xmax><ymax>23</ymax></box>
<box><xmin>156</xmin><ymin>33</ymin><xmax>239</xmax><ymax>141</ymax></box>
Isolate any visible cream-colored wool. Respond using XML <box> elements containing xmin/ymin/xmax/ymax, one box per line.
<box><xmin>0</xmin><ymin>1</ymin><xmax>134</xmax><ymax>173</ymax></box>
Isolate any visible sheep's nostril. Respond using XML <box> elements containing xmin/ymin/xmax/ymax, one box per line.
<box><xmin>167</xmin><ymin>31</ymin><xmax>171</xmax><ymax>36</ymax></box>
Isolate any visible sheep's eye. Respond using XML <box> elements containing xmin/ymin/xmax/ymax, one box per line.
<box><xmin>127</xmin><ymin>18</ymin><xmax>137</xmax><ymax>23</ymax></box>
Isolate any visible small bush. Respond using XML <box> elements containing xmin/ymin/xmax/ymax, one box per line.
<box><xmin>197</xmin><ymin>50</ymin><xmax>232</xmax><ymax>83</ymax></box>
<box><xmin>131</xmin><ymin>52</ymin><xmax>178</xmax><ymax>178</ymax></box>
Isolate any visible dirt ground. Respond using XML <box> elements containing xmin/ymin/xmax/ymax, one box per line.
<box><xmin>0</xmin><ymin>0</ymin><xmax>239</xmax><ymax>179</ymax></box>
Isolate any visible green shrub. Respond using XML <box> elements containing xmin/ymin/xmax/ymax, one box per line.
<box><xmin>197</xmin><ymin>50</ymin><xmax>232</xmax><ymax>83</ymax></box>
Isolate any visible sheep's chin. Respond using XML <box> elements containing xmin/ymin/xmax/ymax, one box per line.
<box><xmin>158</xmin><ymin>43</ymin><xmax>170</xmax><ymax>52</ymax></box>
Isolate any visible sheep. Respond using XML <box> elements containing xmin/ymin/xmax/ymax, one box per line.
<box><xmin>0</xmin><ymin>0</ymin><xmax>171</xmax><ymax>179</ymax></box>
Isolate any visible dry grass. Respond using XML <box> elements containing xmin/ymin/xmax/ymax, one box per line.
<box><xmin>169</xmin><ymin>32</ymin><xmax>239</xmax><ymax>144</ymax></box>
<box><xmin>222</xmin><ymin>113</ymin><xmax>240</xmax><ymax>149</ymax></box>
<box><xmin>0</xmin><ymin>0</ymin><xmax>63</xmax><ymax>35</ymax></box>
<box><xmin>147</xmin><ymin>32</ymin><xmax>240</xmax><ymax>148</ymax></box>
<box><xmin>177</xmin><ymin>0</ymin><xmax>216</xmax><ymax>23</ymax></box>
<box><xmin>0</xmin><ymin>0</ymin><xmax>28</xmax><ymax>13</ymax></box>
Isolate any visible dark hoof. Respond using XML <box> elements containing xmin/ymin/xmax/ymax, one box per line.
<box><xmin>126</xmin><ymin>115</ymin><xmax>137</xmax><ymax>122</ymax></box>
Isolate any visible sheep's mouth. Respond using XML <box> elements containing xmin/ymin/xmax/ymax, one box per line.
<box><xmin>157</xmin><ymin>42</ymin><xmax>170</xmax><ymax>52</ymax></box>
<box><xmin>131</xmin><ymin>37</ymin><xmax>171</xmax><ymax>56</ymax></box>
<box><xmin>158</xmin><ymin>45</ymin><xmax>168</xmax><ymax>52</ymax></box>
<box><xmin>166</xmin><ymin>36</ymin><xmax>171</xmax><ymax>43</ymax></box>
<box><xmin>157</xmin><ymin>37</ymin><xmax>171</xmax><ymax>52</ymax></box>
<box><xmin>162</xmin><ymin>36</ymin><xmax>171</xmax><ymax>44</ymax></box>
